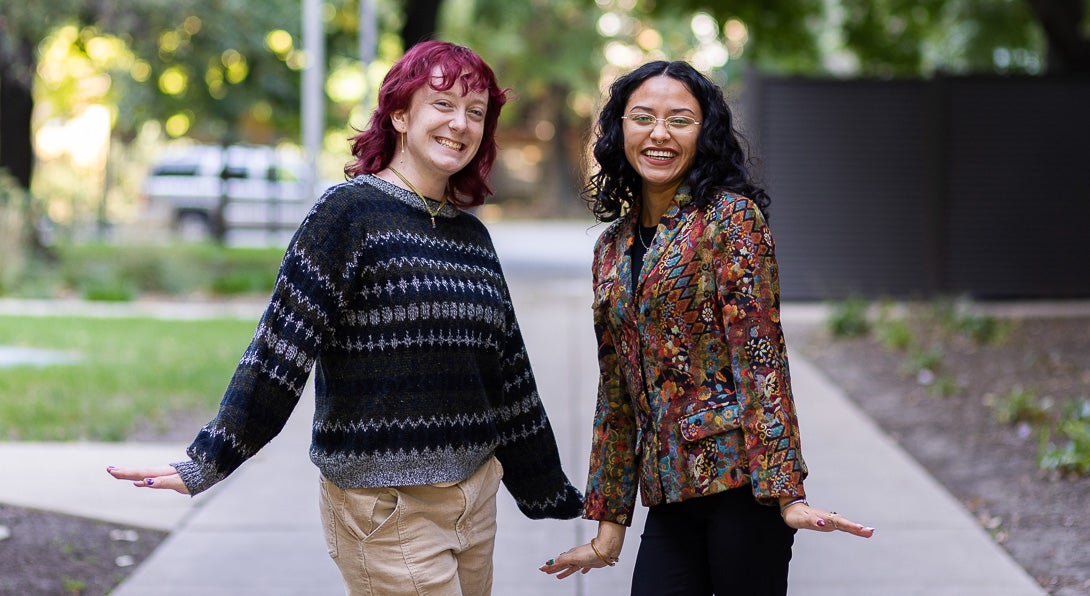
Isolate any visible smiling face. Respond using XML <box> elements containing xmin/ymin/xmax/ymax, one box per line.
<box><xmin>391</xmin><ymin>67</ymin><xmax>488</xmax><ymax>196</ymax></box>
<box><xmin>622</xmin><ymin>75</ymin><xmax>703</xmax><ymax>202</ymax></box>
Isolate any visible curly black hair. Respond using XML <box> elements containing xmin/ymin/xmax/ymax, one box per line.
<box><xmin>583</xmin><ymin>61</ymin><xmax>770</xmax><ymax>222</ymax></box>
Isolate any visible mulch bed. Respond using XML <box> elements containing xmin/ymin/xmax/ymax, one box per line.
<box><xmin>0</xmin><ymin>505</ymin><xmax>166</xmax><ymax>595</ymax></box>
<box><xmin>795</xmin><ymin>314</ymin><xmax>1090</xmax><ymax>596</ymax></box>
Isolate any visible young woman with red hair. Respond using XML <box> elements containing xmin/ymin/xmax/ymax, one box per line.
<box><xmin>109</xmin><ymin>41</ymin><xmax>583</xmax><ymax>594</ymax></box>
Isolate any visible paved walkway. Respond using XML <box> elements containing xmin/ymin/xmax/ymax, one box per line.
<box><xmin>0</xmin><ymin>221</ymin><xmax>1047</xmax><ymax>595</ymax></box>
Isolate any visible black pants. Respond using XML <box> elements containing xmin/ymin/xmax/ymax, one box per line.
<box><xmin>631</xmin><ymin>487</ymin><xmax>796</xmax><ymax>596</ymax></box>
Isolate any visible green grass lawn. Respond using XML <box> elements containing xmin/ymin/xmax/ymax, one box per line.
<box><xmin>0</xmin><ymin>315</ymin><xmax>258</xmax><ymax>441</ymax></box>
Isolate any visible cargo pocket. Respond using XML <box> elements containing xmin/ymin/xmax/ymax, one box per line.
<box><xmin>364</xmin><ymin>488</ymin><xmax>398</xmax><ymax>540</ymax></box>
<box><xmin>318</xmin><ymin>476</ymin><xmax>341</xmax><ymax>559</ymax></box>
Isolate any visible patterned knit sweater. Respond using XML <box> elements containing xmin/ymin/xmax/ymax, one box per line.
<box><xmin>173</xmin><ymin>174</ymin><xmax>584</xmax><ymax>520</ymax></box>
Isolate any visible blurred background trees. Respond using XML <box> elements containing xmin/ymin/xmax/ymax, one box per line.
<box><xmin>0</xmin><ymin>0</ymin><xmax>1085</xmax><ymax>258</ymax></box>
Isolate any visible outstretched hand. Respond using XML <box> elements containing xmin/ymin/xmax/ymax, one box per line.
<box><xmin>782</xmin><ymin>501</ymin><xmax>874</xmax><ymax>538</ymax></box>
<box><xmin>106</xmin><ymin>465</ymin><xmax>189</xmax><ymax>495</ymax></box>
<box><xmin>538</xmin><ymin>542</ymin><xmax>612</xmax><ymax>579</ymax></box>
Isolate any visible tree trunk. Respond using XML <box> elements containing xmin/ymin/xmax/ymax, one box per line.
<box><xmin>401</xmin><ymin>0</ymin><xmax>442</xmax><ymax>48</ymax></box>
<box><xmin>1026</xmin><ymin>0</ymin><xmax>1090</xmax><ymax>74</ymax></box>
<box><xmin>0</xmin><ymin>36</ymin><xmax>34</xmax><ymax>191</ymax></box>
<box><xmin>0</xmin><ymin>29</ymin><xmax>52</xmax><ymax>258</ymax></box>
<box><xmin>537</xmin><ymin>83</ymin><xmax>584</xmax><ymax>218</ymax></box>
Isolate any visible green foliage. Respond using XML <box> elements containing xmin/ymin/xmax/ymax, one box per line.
<box><xmin>837</xmin><ymin>0</ymin><xmax>1044</xmax><ymax>76</ymax></box>
<box><xmin>1039</xmin><ymin>399</ymin><xmax>1090</xmax><ymax>477</ymax></box>
<box><xmin>61</xmin><ymin>577</ymin><xmax>88</xmax><ymax>593</ymax></box>
<box><xmin>638</xmin><ymin>0</ymin><xmax>1047</xmax><ymax>76</ymax></box>
<box><xmin>903</xmin><ymin>346</ymin><xmax>943</xmax><ymax>372</ymax></box>
<box><xmin>992</xmin><ymin>387</ymin><xmax>1054</xmax><ymax>426</ymax></box>
<box><xmin>895</xmin><ymin>351</ymin><xmax>953</xmax><ymax>397</ymax></box>
<box><xmin>111</xmin><ymin>0</ymin><xmax>307</xmax><ymax>142</ymax></box>
<box><xmin>0</xmin><ymin>314</ymin><xmax>256</xmax><ymax>441</ymax></box>
<box><xmin>449</xmin><ymin>0</ymin><xmax>604</xmax><ymax>124</ymax></box>
<box><xmin>826</xmin><ymin>298</ymin><xmax>870</xmax><ymax>338</ymax></box>
<box><xmin>875</xmin><ymin>316</ymin><xmax>913</xmax><ymax>351</ymax></box>
<box><xmin>639</xmin><ymin>0</ymin><xmax>825</xmax><ymax>71</ymax></box>
<box><xmin>988</xmin><ymin>387</ymin><xmax>1090</xmax><ymax>478</ymax></box>
<box><xmin>209</xmin><ymin>270</ymin><xmax>275</xmax><ymax>295</ymax></box>
<box><xmin>929</xmin><ymin>299</ymin><xmax>1009</xmax><ymax>345</ymax></box>
<box><xmin>927</xmin><ymin>373</ymin><xmax>959</xmax><ymax>398</ymax></box>
<box><xmin>6</xmin><ymin>0</ymin><xmax>310</xmax><ymax>143</ymax></box>
<box><xmin>81</xmin><ymin>278</ymin><xmax>137</xmax><ymax>302</ymax></box>
<box><xmin>953</xmin><ymin>312</ymin><xmax>1007</xmax><ymax>345</ymax></box>
<box><xmin>3</xmin><ymin>243</ymin><xmax>284</xmax><ymax>300</ymax></box>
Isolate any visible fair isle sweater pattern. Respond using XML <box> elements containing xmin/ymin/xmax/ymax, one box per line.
<box><xmin>173</xmin><ymin>174</ymin><xmax>583</xmax><ymax>520</ymax></box>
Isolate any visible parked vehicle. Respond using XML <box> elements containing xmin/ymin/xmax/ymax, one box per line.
<box><xmin>141</xmin><ymin>144</ymin><xmax>318</xmax><ymax>242</ymax></box>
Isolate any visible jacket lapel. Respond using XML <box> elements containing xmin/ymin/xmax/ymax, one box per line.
<box><xmin>634</xmin><ymin>188</ymin><xmax>694</xmax><ymax>295</ymax></box>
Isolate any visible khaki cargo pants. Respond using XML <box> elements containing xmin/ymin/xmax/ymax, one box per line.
<box><xmin>319</xmin><ymin>457</ymin><xmax>503</xmax><ymax>596</ymax></box>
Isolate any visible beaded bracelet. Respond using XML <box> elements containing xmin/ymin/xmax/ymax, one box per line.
<box><xmin>590</xmin><ymin>538</ymin><xmax>617</xmax><ymax>567</ymax></box>
<box><xmin>779</xmin><ymin>498</ymin><xmax>808</xmax><ymax>518</ymax></box>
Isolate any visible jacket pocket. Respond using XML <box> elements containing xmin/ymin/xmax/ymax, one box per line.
<box><xmin>679</xmin><ymin>403</ymin><xmax>743</xmax><ymax>442</ymax></box>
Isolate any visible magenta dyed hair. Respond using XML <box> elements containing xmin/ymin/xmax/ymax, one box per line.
<box><xmin>344</xmin><ymin>41</ymin><xmax>509</xmax><ymax>207</ymax></box>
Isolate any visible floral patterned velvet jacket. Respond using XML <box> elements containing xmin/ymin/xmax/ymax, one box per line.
<box><xmin>583</xmin><ymin>189</ymin><xmax>807</xmax><ymax>526</ymax></box>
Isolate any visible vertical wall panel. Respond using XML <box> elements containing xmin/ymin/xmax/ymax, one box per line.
<box><xmin>746</xmin><ymin>75</ymin><xmax>1090</xmax><ymax>300</ymax></box>
<box><xmin>752</xmin><ymin>79</ymin><xmax>933</xmax><ymax>300</ymax></box>
<box><xmin>943</xmin><ymin>78</ymin><xmax>1090</xmax><ymax>298</ymax></box>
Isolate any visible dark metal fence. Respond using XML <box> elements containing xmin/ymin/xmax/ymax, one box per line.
<box><xmin>742</xmin><ymin>75</ymin><xmax>1090</xmax><ymax>300</ymax></box>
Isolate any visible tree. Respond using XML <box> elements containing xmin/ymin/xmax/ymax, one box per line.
<box><xmin>1</xmin><ymin>0</ymin><xmax>319</xmax><ymax>252</ymax></box>
<box><xmin>642</xmin><ymin>0</ymin><xmax>1089</xmax><ymax>76</ymax></box>
<box><xmin>0</xmin><ymin>1</ymin><xmax>90</xmax><ymax>253</ymax></box>
<box><xmin>446</xmin><ymin>0</ymin><xmax>606</xmax><ymax>214</ymax></box>
<box><xmin>403</xmin><ymin>0</ymin><xmax>442</xmax><ymax>47</ymax></box>
<box><xmin>1</xmin><ymin>5</ymin><xmax>66</xmax><ymax>191</ymax></box>
<box><xmin>0</xmin><ymin>1</ymin><xmax>307</xmax><ymax>191</ymax></box>
<box><xmin>1026</xmin><ymin>0</ymin><xmax>1090</xmax><ymax>73</ymax></box>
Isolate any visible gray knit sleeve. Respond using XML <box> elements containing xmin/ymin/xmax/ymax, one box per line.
<box><xmin>491</xmin><ymin>289</ymin><xmax>584</xmax><ymax>519</ymax></box>
<box><xmin>174</xmin><ymin>186</ymin><xmax>358</xmax><ymax>496</ymax></box>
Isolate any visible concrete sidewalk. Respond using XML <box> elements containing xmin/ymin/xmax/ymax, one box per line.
<box><xmin>3</xmin><ymin>293</ymin><xmax>1043</xmax><ymax>596</ymax></box>
<box><xmin>0</xmin><ymin>221</ymin><xmax>1047</xmax><ymax>595</ymax></box>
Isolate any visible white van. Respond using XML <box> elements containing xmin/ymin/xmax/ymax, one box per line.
<box><xmin>142</xmin><ymin>144</ymin><xmax>318</xmax><ymax>242</ymax></box>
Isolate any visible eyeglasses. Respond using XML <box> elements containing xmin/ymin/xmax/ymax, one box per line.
<box><xmin>622</xmin><ymin>112</ymin><xmax>701</xmax><ymax>132</ymax></box>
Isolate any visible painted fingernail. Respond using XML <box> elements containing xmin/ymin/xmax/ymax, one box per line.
<box><xmin>816</xmin><ymin>519</ymin><xmax>826</xmax><ymax>527</ymax></box>
<box><xmin>546</xmin><ymin>559</ymin><xmax>554</xmax><ymax>565</ymax></box>
<box><xmin>145</xmin><ymin>478</ymin><xmax>154</xmax><ymax>486</ymax></box>
<box><xmin>107</xmin><ymin>465</ymin><xmax>116</xmax><ymax>471</ymax></box>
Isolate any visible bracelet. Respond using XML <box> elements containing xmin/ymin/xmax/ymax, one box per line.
<box><xmin>590</xmin><ymin>538</ymin><xmax>617</xmax><ymax>566</ymax></box>
<box><xmin>779</xmin><ymin>498</ymin><xmax>808</xmax><ymax>518</ymax></box>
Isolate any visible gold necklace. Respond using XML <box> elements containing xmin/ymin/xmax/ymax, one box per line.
<box><xmin>637</xmin><ymin>223</ymin><xmax>655</xmax><ymax>250</ymax></box>
<box><xmin>388</xmin><ymin>167</ymin><xmax>447</xmax><ymax>228</ymax></box>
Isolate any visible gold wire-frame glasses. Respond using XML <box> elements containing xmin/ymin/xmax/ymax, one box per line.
<box><xmin>622</xmin><ymin>112</ymin><xmax>701</xmax><ymax>132</ymax></box>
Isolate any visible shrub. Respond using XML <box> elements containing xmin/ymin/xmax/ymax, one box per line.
<box><xmin>992</xmin><ymin>387</ymin><xmax>1053</xmax><ymax>426</ymax></box>
<box><xmin>826</xmin><ymin>298</ymin><xmax>870</xmax><ymax>338</ymax></box>
<box><xmin>954</xmin><ymin>312</ymin><xmax>1008</xmax><ymax>345</ymax></box>
<box><xmin>1039</xmin><ymin>399</ymin><xmax>1090</xmax><ymax>477</ymax></box>
<box><xmin>928</xmin><ymin>298</ymin><xmax>1008</xmax><ymax>345</ymax></box>
<box><xmin>875</xmin><ymin>317</ymin><xmax>914</xmax><ymax>351</ymax></box>
<box><xmin>22</xmin><ymin>243</ymin><xmax>284</xmax><ymax>299</ymax></box>
<box><xmin>901</xmin><ymin>346</ymin><xmax>944</xmax><ymax>378</ymax></box>
<box><xmin>81</xmin><ymin>278</ymin><xmax>136</xmax><ymax>302</ymax></box>
<box><xmin>928</xmin><ymin>374</ymin><xmax>960</xmax><ymax>398</ymax></box>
